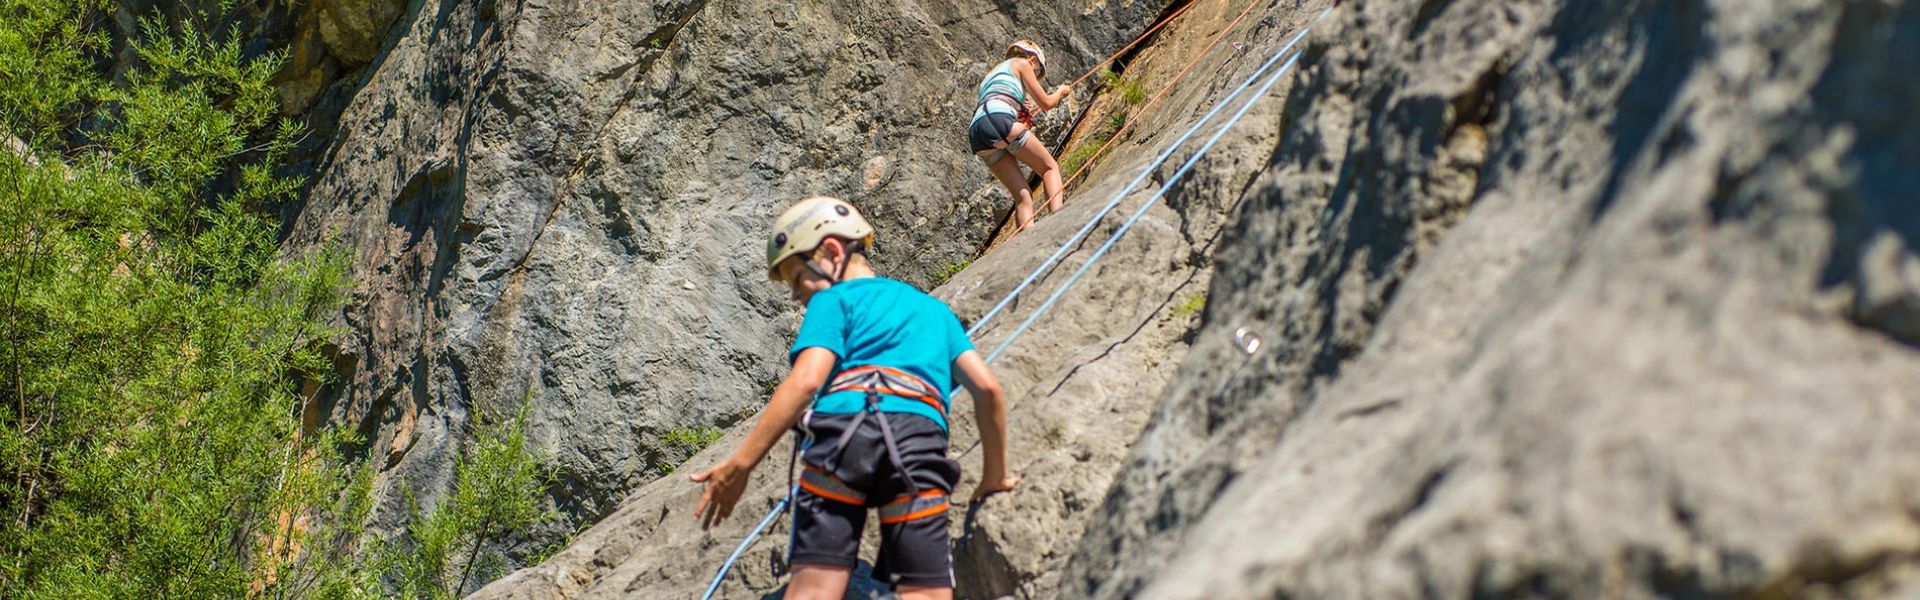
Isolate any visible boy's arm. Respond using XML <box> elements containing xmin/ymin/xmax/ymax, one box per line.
<box><xmin>953</xmin><ymin>350</ymin><xmax>1018</xmax><ymax>501</ymax></box>
<box><xmin>690</xmin><ymin>347</ymin><xmax>836</xmax><ymax>530</ymax></box>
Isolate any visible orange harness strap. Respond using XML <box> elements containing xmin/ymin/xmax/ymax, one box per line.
<box><xmin>798</xmin><ymin>463</ymin><xmax>866</xmax><ymax>505</ymax></box>
<box><xmin>825</xmin><ymin>365</ymin><xmax>945</xmax><ymax>417</ymax></box>
<box><xmin>877</xmin><ymin>489</ymin><xmax>949</xmax><ymax>524</ymax></box>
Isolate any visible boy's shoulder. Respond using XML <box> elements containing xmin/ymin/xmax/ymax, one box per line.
<box><xmin>830</xmin><ymin>276</ymin><xmax>920</xmax><ymax>297</ymax></box>
<box><xmin>826</xmin><ymin>278</ymin><xmax>952</xmax><ymax>311</ymax></box>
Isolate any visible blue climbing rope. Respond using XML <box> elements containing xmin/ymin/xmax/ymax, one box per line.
<box><xmin>985</xmin><ymin>47</ymin><xmax>1309</xmax><ymax>363</ymax></box>
<box><xmin>700</xmin><ymin>484</ymin><xmax>798</xmax><ymax>600</ymax></box>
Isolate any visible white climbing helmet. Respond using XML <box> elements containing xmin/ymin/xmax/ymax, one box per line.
<box><xmin>1007</xmin><ymin>40</ymin><xmax>1046</xmax><ymax>77</ymax></box>
<box><xmin>766</xmin><ymin>196</ymin><xmax>875</xmax><ymax>281</ymax></box>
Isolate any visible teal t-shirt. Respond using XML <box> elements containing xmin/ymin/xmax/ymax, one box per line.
<box><xmin>788</xmin><ymin>277</ymin><xmax>975</xmax><ymax>432</ymax></box>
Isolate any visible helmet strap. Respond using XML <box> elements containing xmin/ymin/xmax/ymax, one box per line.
<box><xmin>804</xmin><ymin>239</ymin><xmax>863</xmax><ymax>285</ymax></box>
<box><xmin>802</xmin><ymin>257</ymin><xmax>836</xmax><ymax>285</ymax></box>
<box><xmin>805</xmin><ymin>258</ymin><xmax>841</xmax><ymax>285</ymax></box>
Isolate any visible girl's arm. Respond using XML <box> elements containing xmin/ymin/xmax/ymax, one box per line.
<box><xmin>1016</xmin><ymin>59</ymin><xmax>1073</xmax><ymax>110</ymax></box>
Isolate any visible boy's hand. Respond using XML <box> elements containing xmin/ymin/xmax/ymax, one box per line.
<box><xmin>690</xmin><ymin>458</ymin><xmax>751</xmax><ymax>530</ymax></box>
<box><xmin>970</xmin><ymin>474</ymin><xmax>1020</xmax><ymax>502</ymax></box>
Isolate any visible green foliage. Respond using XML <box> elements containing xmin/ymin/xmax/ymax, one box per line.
<box><xmin>280</xmin><ymin>405</ymin><xmax>558</xmax><ymax>600</ymax></box>
<box><xmin>661</xmin><ymin>426</ymin><xmax>722</xmax><ymax>454</ymax></box>
<box><xmin>1061</xmin><ymin>69</ymin><xmax>1149</xmax><ymax>179</ymax></box>
<box><xmin>0</xmin><ymin>2</ymin><xmax>558</xmax><ymax>598</ymax></box>
<box><xmin>654</xmin><ymin>426</ymin><xmax>722</xmax><ymax>476</ymax></box>
<box><xmin>1171</xmin><ymin>291</ymin><xmax>1208</xmax><ymax>321</ymax></box>
<box><xmin>0</xmin><ymin>0</ymin><xmax>111</xmax><ymax>145</ymax></box>
<box><xmin>932</xmin><ymin>259</ymin><xmax>972</xmax><ymax>286</ymax></box>
<box><xmin>1097</xmin><ymin>68</ymin><xmax>1147</xmax><ymax>107</ymax></box>
<box><xmin>385</xmin><ymin>404</ymin><xmax>556</xmax><ymax>599</ymax></box>
<box><xmin>1060</xmin><ymin>104</ymin><xmax>1127</xmax><ymax>179</ymax></box>
<box><xmin>0</xmin><ymin>0</ymin><xmax>359</xmax><ymax>596</ymax></box>
<box><xmin>1114</xmin><ymin>76</ymin><xmax>1148</xmax><ymax>107</ymax></box>
<box><xmin>1059</xmin><ymin>142</ymin><xmax>1106</xmax><ymax>180</ymax></box>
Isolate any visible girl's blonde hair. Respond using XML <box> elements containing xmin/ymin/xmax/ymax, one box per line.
<box><xmin>1005</xmin><ymin>40</ymin><xmax>1046</xmax><ymax>76</ymax></box>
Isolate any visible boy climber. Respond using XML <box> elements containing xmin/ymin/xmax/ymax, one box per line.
<box><xmin>691</xmin><ymin>196</ymin><xmax>1017</xmax><ymax>599</ymax></box>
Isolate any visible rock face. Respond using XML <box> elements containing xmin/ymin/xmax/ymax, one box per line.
<box><xmin>1066</xmin><ymin>0</ymin><xmax>1920</xmax><ymax>598</ymax></box>
<box><xmin>470</xmin><ymin>1</ymin><xmax>1332</xmax><ymax>596</ymax></box>
<box><xmin>278</xmin><ymin>0</ymin><xmax>1920</xmax><ymax>594</ymax></box>
<box><xmin>274</xmin><ymin>0</ymin><xmax>1171</xmax><ymax>588</ymax></box>
<box><xmin>272</xmin><ymin>0</ymin><xmax>410</xmax><ymax>116</ymax></box>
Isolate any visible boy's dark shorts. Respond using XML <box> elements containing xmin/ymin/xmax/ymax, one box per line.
<box><xmin>791</xmin><ymin>411</ymin><xmax>961</xmax><ymax>588</ymax></box>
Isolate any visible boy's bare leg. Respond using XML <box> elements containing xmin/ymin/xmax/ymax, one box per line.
<box><xmin>786</xmin><ymin>565</ymin><xmax>852</xmax><ymax>600</ymax></box>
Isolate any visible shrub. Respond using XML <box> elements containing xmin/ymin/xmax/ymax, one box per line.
<box><xmin>0</xmin><ymin>2</ymin><xmax>556</xmax><ymax>597</ymax></box>
<box><xmin>0</xmin><ymin>1</ymin><xmax>351</xmax><ymax>596</ymax></box>
<box><xmin>383</xmin><ymin>404</ymin><xmax>555</xmax><ymax>599</ymax></box>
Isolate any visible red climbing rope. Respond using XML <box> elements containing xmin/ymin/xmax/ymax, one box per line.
<box><xmin>1051</xmin><ymin>0</ymin><xmax>1267</xmax><ymax>201</ymax></box>
<box><xmin>1066</xmin><ymin>0</ymin><xmax>1206</xmax><ymax>88</ymax></box>
<box><xmin>978</xmin><ymin>0</ymin><xmax>1213</xmax><ymax>247</ymax></box>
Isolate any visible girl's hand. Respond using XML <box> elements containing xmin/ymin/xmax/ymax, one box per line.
<box><xmin>1056</xmin><ymin>84</ymin><xmax>1074</xmax><ymax>99</ymax></box>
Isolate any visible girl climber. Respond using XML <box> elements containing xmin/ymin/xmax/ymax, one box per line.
<box><xmin>968</xmin><ymin>40</ymin><xmax>1072</xmax><ymax>237</ymax></box>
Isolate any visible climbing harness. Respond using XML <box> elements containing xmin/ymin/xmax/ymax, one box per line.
<box><xmin>977</xmin><ymin>129</ymin><xmax>1031</xmax><ymax>167</ymax></box>
<box><xmin>977</xmin><ymin>0</ymin><xmax>1206</xmax><ymax>190</ymax></box>
<box><xmin>952</xmin><ymin>13</ymin><xmax>1329</xmax><ymax>461</ymax></box>
<box><xmin>978</xmin><ymin>133</ymin><xmax>1032</xmax><ymax>167</ymax></box>
<box><xmin>972</xmin><ymin>52</ymin><xmax>1036</xmax><ymax>166</ymax></box>
<box><xmin>975</xmin><ymin>90</ymin><xmax>1036</xmax><ymax>167</ymax></box>
<box><xmin>985</xmin><ymin>0</ymin><xmax>1220</xmax><ymax>217</ymax></box>
<box><xmin>981</xmin><ymin>91</ymin><xmax>1034</xmax><ymax>127</ymax></box>
<box><xmin>971</xmin><ymin>0</ymin><xmax>1289</xmax><ymax>303</ymax></box>
<box><xmin>822</xmin><ymin>365</ymin><xmax>947</xmax><ymax>420</ymax></box>
<box><xmin>702</xmin><ymin>366</ymin><xmax>947</xmax><ymax>600</ymax></box>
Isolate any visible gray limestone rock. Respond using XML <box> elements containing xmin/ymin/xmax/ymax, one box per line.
<box><xmin>1067</xmin><ymin>0</ymin><xmax>1920</xmax><ymax>598</ymax></box>
<box><xmin>469</xmin><ymin>1</ymin><xmax>1331</xmax><ymax>597</ymax></box>
<box><xmin>267</xmin><ymin>0</ymin><xmax>1920</xmax><ymax>595</ymax></box>
<box><xmin>275</xmin><ymin>0</ymin><xmax>1168</xmax><ymax>592</ymax></box>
